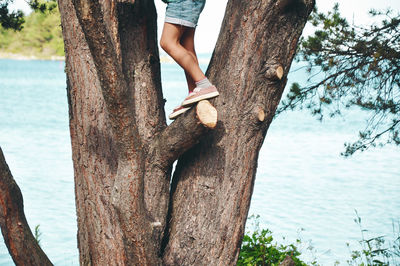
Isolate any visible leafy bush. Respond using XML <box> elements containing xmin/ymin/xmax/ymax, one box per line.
<box><xmin>239</xmin><ymin>214</ymin><xmax>400</xmax><ymax>266</ymax></box>
<box><xmin>238</xmin><ymin>215</ymin><xmax>313</xmax><ymax>266</ymax></box>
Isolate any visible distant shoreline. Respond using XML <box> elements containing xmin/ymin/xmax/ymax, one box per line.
<box><xmin>0</xmin><ymin>52</ymin><xmax>210</xmax><ymax>64</ymax></box>
<box><xmin>0</xmin><ymin>52</ymin><xmax>65</xmax><ymax>61</ymax></box>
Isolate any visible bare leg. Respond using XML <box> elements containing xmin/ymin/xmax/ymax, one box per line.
<box><xmin>160</xmin><ymin>23</ymin><xmax>205</xmax><ymax>91</ymax></box>
<box><xmin>180</xmin><ymin>27</ymin><xmax>198</xmax><ymax>92</ymax></box>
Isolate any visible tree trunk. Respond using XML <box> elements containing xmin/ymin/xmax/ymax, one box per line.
<box><xmin>162</xmin><ymin>0</ymin><xmax>314</xmax><ymax>263</ymax></box>
<box><xmin>0</xmin><ymin>0</ymin><xmax>314</xmax><ymax>265</ymax></box>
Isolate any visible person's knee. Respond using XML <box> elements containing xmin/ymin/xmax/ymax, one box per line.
<box><xmin>160</xmin><ymin>37</ymin><xmax>172</xmax><ymax>53</ymax></box>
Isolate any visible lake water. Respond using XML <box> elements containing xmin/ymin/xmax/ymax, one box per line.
<box><xmin>0</xmin><ymin>58</ymin><xmax>399</xmax><ymax>265</ymax></box>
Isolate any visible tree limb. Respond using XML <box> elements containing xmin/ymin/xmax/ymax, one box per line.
<box><xmin>71</xmin><ymin>0</ymin><xmax>139</xmax><ymax>156</ymax></box>
<box><xmin>0</xmin><ymin>147</ymin><xmax>52</xmax><ymax>266</ymax></box>
<box><xmin>116</xmin><ymin>0</ymin><xmax>166</xmax><ymax>142</ymax></box>
<box><xmin>150</xmin><ymin>100</ymin><xmax>218</xmax><ymax>168</ymax></box>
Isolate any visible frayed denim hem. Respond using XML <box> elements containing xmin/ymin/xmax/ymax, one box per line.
<box><xmin>165</xmin><ymin>16</ymin><xmax>196</xmax><ymax>28</ymax></box>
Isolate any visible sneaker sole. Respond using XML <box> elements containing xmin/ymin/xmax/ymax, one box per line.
<box><xmin>181</xmin><ymin>91</ymin><xmax>219</xmax><ymax>107</ymax></box>
<box><xmin>168</xmin><ymin>107</ymin><xmax>191</xmax><ymax>120</ymax></box>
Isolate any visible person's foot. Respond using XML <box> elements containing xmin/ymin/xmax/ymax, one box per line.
<box><xmin>181</xmin><ymin>86</ymin><xmax>219</xmax><ymax>107</ymax></box>
<box><xmin>168</xmin><ymin>105</ymin><xmax>191</xmax><ymax>120</ymax></box>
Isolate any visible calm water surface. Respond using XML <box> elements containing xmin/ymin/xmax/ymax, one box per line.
<box><xmin>0</xmin><ymin>58</ymin><xmax>399</xmax><ymax>265</ymax></box>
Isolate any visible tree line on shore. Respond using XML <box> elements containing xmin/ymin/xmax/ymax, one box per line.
<box><xmin>0</xmin><ymin>1</ymin><xmax>63</xmax><ymax>59</ymax></box>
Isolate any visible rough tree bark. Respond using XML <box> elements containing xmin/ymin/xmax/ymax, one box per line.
<box><xmin>1</xmin><ymin>0</ymin><xmax>314</xmax><ymax>264</ymax></box>
<box><xmin>0</xmin><ymin>148</ymin><xmax>52</xmax><ymax>265</ymax></box>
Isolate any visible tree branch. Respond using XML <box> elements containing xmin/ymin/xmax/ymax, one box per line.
<box><xmin>150</xmin><ymin>100</ymin><xmax>218</xmax><ymax>168</ymax></box>
<box><xmin>71</xmin><ymin>0</ymin><xmax>139</xmax><ymax>156</ymax></box>
<box><xmin>0</xmin><ymin>147</ymin><xmax>52</xmax><ymax>266</ymax></box>
<box><xmin>117</xmin><ymin>0</ymin><xmax>166</xmax><ymax>142</ymax></box>
<box><xmin>345</xmin><ymin>119</ymin><xmax>400</xmax><ymax>156</ymax></box>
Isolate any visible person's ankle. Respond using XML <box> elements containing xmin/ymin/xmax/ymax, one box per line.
<box><xmin>195</xmin><ymin>77</ymin><xmax>212</xmax><ymax>89</ymax></box>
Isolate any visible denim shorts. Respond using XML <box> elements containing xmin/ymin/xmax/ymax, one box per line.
<box><xmin>165</xmin><ymin>0</ymin><xmax>206</xmax><ymax>28</ymax></box>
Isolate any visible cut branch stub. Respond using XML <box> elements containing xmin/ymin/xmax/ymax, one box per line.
<box><xmin>276</xmin><ymin>66</ymin><xmax>284</xmax><ymax>80</ymax></box>
<box><xmin>196</xmin><ymin>100</ymin><xmax>218</xmax><ymax>128</ymax></box>
<box><xmin>255</xmin><ymin>107</ymin><xmax>265</xmax><ymax>122</ymax></box>
<box><xmin>266</xmin><ymin>65</ymin><xmax>284</xmax><ymax>80</ymax></box>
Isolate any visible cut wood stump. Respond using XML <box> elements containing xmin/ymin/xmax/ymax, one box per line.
<box><xmin>196</xmin><ymin>100</ymin><xmax>218</xmax><ymax>128</ymax></box>
<box><xmin>256</xmin><ymin>107</ymin><xmax>265</xmax><ymax>122</ymax></box>
<box><xmin>265</xmin><ymin>65</ymin><xmax>284</xmax><ymax>80</ymax></box>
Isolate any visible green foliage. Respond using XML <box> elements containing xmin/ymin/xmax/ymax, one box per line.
<box><xmin>0</xmin><ymin>0</ymin><xmax>25</xmax><ymax>30</ymax></box>
<box><xmin>346</xmin><ymin>211</ymin><xmax>400</xmax><ymax>266</ymax></box>
<box><xmin>239</xmin><ymin>214</ymin><xmax>400</xmax><ymax>265</ymax></box>
<box><xmin>34</xmin><ymin>224</ymin><xmax>42</xmax><ymax>246</ymax></box>
<box><xmin>278</xmin><ymin>4</ymin><xmax>400</xmax><ymax>156</ymax></box>
<box><xmin>0</xmin><ymin>0</ymin><xmax>63</xmax><ymax>58</ymax></box>
<box><xmin>238</xmin><ymin>215</ymin><xmax>314</xmax><ymax>266</ymax></box>
<box><xmin>29</xmin><ymin>0</ymin><xmax>57</xmax><ymax>13</ymax></box>
<box><xmin>238</xmin><ymin>229</ymin><xmax>307</xmax><ymax>266</ymax></box>
<box><xmin>0</xmin><ymin>0</ymin><xmax>57</xmax><ymax>31</ymax></box>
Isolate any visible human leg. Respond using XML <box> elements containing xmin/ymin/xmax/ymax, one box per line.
<box><xmin>160</xmin><ymin>22</ymin><xmax>205</xmax><ymax>83</ymax></box>
<box><xmin>179</xmin><ymin>27</ymin><xmax>198</xmax><ymax>92</ymax></box>
<box><xmin>161</xmin><ymin>0</ymin><xmax>219</xmax><ymax>119</ymax></box>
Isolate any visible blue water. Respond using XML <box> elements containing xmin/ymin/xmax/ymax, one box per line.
<box><xmin>0</xmin><ymin>58</ymin><xmax>399</xmax><ymax>265</ymax></box>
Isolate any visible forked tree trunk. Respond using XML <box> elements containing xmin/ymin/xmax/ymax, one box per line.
<box><xmin>1</xmin><ymin>0</ymin><xmax>314</xmax><ymax>265</ymax></box>
<box><xmin>59</xmin><ymin>0</ymin><xmax>314</xmax><ymax>264</ymax></box>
